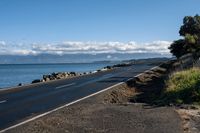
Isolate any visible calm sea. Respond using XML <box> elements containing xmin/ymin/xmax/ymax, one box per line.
<box><xmin>0</xmin><ymin>62</ymin><xmax>116</xmax><ymax>88</ymax></box>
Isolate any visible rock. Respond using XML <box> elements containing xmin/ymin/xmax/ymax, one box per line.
<box><xmin>105</xmin><ymin>66</ymin><xmax>112</xmax><ymax>69</ymax></box>
<box><xmin>43</xmin><ymin>74</ymin><xmax>50</xmax><ymax>78</ymax></box>
<box><xmin>92</xmin><ymin>71</ymin><xmax>97</xmax><ymax>73</ymax></box>
<box><xmin>49</xmin><ymin>75</ymin><xmax>56</xmax><ymax>80</ymax></box>
<box><xmin>41</xmin><ymin>79</ymin><xmax>45</xmax><ymax>82</ymax></box>
<box><xmin>51</xmin><ymin>72</ymin><xmax>56</xmax><ymax>77</ymax></box>
<box><xmin>44</xmin><ymin>77</ymin><xmax>50</xmax><ymax>81</ymax></box>
<box><xmin>18</xmin><ymin>83</ymin><xmax>23</xmax><ymax>86</ymax></box>
<box><xmin>113</xmin><ymin>63</ymin><xmax>132</xmax><ymax>68</ymax></box>
<box><xmin>37</xmin><ymin>70</ymin><xmax>96</xmax><ymax>84</ymax></box>
<box><xmin>97</xmin><ymin>69</ymin><xmax>101</xmax><ymax>72</ymax></box>
<box><xmin>43</xmin><ymin>75</ymin><xmax>50</xmax><ymax>81</ymax></box>
<box><xmin>70</xmin><ymin>72</ymin><xmax>76</xmax><ymax>76</ymax></box>
<box><xmin>76</xmin><ymin>73</ymin><xmax>81</xmax><ymax>76</ymax></box>
<box><xmin>32</xmin><ymin>79</ymin><xmax>41</xmax><ymax>84</ymax></box>
<box><xmin>101</xmin><ymin>68</ymin><xmax>107</xmax><ymax>71</ymax></box>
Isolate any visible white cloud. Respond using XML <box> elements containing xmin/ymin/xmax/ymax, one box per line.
<box><xmin>0</xmin><ymin>41</ymin><xmax>6</xmax><ymax>46</ymax></box>
<box><xmin>0</xmin><ymin>41</ymin><xmax>172</xmax><ymax>55</ymax></box>
<box><xmin>11</xmin><ymin>50</ymin><xmax>38</xmax><ymax>55</ymax></box>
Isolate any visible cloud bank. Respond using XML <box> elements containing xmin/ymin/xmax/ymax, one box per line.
<box><xmin>0</xmin><ymin>41</ymin><xmax>172</xmax><ymax>55</ymax></box>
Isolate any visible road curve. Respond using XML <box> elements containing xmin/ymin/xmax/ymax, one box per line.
<box><xmin>0</xmin><ymin>63</ymin><xmax>156</xmax><ymax>130</ymax></box>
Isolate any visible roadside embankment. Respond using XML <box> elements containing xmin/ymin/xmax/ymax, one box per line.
<box><xmin>5</xmin><ymin>60</ymin><xmax>184</xmax><ymax>133</ymax></box>
<box><xmin>131</xmin><ymin>55</ymin><xmax>200</xmax><ymax>133</ymax></box>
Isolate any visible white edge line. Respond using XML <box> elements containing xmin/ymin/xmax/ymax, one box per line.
<box><xmin>0</xmin><ymin>100</ymin><xmax>7</xmax><ymax>104</ymax></box>
<box><xmin>0</xmin><ymin>65</ymin><xmax>160</xmax><ymax>133</ymax></box>
<box><xmin>55</xmin><ymin>83</ymin><xmax>76</xmax><ymax>89</ymax></box>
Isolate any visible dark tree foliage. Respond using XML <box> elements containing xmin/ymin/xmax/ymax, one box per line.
<box><xmin>169</xmin><ymin>39</ymin><xmax>187</xmax><ymax>58</ymax></box>
<box><xmin>169</xmin><ymin>15</ymin><xmax>200</xmax><ymax>58</ymax></box>
<box><xmin>179</xmin><ymin>15</ymin><xmax>200</xmax><ymax>36</ymax></box>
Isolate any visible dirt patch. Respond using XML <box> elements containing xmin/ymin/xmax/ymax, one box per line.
<box><xmin>176</xmin><ymin>107</ymin><xmax>200</xmax><ymax>133</ymax></box>
<box><xmin>103</xmin><ymin>84</ymin><xmax>136</xmax><ymax>104</ymax></box>
<box><xmin>127</xmin><ymin>63</ymin><xmax>171</xmax><ymax>104</ymax></box>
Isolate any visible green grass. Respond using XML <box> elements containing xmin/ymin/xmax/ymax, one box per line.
<box><xmin>158</xmin><ymin>68</ymin><xmax>200</xmax><ymax>105</ymax></box>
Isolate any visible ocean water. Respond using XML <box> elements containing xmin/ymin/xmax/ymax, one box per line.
<box><xmin>0</xmin><ymin>62</ymin><xmax>116</xmax><ymax>88</ymax></box>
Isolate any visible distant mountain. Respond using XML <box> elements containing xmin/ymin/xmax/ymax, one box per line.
<box><xmin>0</xmin><ymin>53</ymin><xmax>171</xmax><ymax>64</ymax></box>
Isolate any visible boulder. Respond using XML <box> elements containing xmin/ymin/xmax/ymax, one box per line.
<box><xmin>41</xmin><ymin>79</ymin><xmax>45</xmax><ymax>82</ymax></box>
<box><xmin>106</xmin><ymin>66</ymin><xmax>112</xmax><ymax>69</ymax></box>
<box><xmin>32</xmin><ymin>79</ymin><xmax>41</xmax><ymax>84</ymax></box>
<box><xmin>70</xmin><ymin>72</ymin><xmax>76</xmax><ymax>76</ymax></box>
<box><xmin>44</xmin><ymin>78</ymin><xmax>50</xmax><ymax>81</ymax></box>
<box><xmin>49</xmin><ymin>75</ymin><xmax>56</xmax><ymax>80</ymax></box>
<box><xmin>18</xmin><ymin>83</ymin><xmax>23</xmax><ymax>86</ymax></box>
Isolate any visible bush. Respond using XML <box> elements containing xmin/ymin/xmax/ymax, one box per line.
<box><xmin>159</xmin><ymin>68</ymin><xmax>200</xmax><ymax>105</ymax></box>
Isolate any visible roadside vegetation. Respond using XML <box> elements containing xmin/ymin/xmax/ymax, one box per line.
<box><xmin>153</xmin><ymin>15</ymin><xmax>200</xmax><ymax>106</ymax></box>
<box><xmin>157</xmin><ymin>68</ymin><xmax>200</xmax><ymax>105</ymax></box>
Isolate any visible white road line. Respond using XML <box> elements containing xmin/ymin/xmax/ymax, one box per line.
<box><xmin>55</xmin><ymin>83</ymin><xmax>76</xmax><ymax>89</ymax></box>
<box><xmin>127</xmin><ymin>67</ymin><xmax>132</xmax><ymax>70</ymax></box>
<box><xmin>0</xmin><ymin>65</ymin><xmax>160</xmax><ymax>133</ymax></box>
<box><xmin>0</xmin><ymin>100</ymin><xmax>7</xmax><ymax>104</ymax></box>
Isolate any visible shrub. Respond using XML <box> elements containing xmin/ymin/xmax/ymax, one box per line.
<box><xmin>159</xmin><ymin>68</ymin><xmax>200</xmax><ymax>105</ymax></box>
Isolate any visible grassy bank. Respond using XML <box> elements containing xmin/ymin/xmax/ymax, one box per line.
<box><xmin>158</xmin><ymin>68</ymin><xmax>200</xmax><ymax>105</ymax></box>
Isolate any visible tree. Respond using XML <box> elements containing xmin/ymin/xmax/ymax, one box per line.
<box><xmin>169</xmin><ymin>15</ymin><xmax>200</xmax><ymax>58</ymax></box>
<box><xmin>169</xmin><ymin>39</ymin><xmax>187</xmax><ymax>58</ymax></box>
<box><xmin>179</xmin><ymin>15</ymin><xmax>200</xmax><ymax>36</ymax></box>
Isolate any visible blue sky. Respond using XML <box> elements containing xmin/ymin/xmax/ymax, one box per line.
<box><xmin>0</xmin><ymin>0</ymin><xmax>199</xmax><ymax>55</ymax></box>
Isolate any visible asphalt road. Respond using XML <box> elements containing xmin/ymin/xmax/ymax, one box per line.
<box><xmin>0</xmin><ymin>63</ymin><xmax>156</xmax><ymax>130</ymax></box>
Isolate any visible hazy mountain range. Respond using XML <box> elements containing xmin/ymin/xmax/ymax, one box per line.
<box><xmin>0</xmin><ymin>53</ymin><xmax>171</xmax><ymax>64</ymax></box>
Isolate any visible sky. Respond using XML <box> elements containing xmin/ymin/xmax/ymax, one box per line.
<box><xmin>0</xmin><ymin>0</ymin><xmax>200</xmax><ymax>56</ymax></box>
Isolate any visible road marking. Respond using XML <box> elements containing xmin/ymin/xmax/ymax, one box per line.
<box><xmin>0</xmin><ymin>100</ymin><xmax>7</xmax><ymax>104</ymax></box>
<box><xmin>0</xmin><ymin>65</ymin><xmax>160</xmax><ymax>133</ymax></box>
<box><xmin>55</xmin><ymin>83</ymin><xmax>76</xmax><ymax>89</ymax></box>
<box><xmin>127</xmin><ymin>68</ymin><xmax>132</xmax><ymax>70</ymax></box>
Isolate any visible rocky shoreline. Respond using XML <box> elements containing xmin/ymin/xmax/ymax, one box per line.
<box><xmin>29</xmin><ymin>62</ymin><xmax>133</xmax><ymax>85</ymax></box>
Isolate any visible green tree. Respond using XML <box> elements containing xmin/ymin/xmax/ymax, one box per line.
<box><xmin>169</xmin><ymin>14</ymin><xmax>200</xmax><ymax>58</ymax></box>
<box><xmin>179</xmin><ymin>15</ymin><xmax>200</xmax><ymax>36</ymax></box>
<box><xmin>169</xmin><ymin>39</ymin><xmax>187</xmax><ymax>58</ymax></box>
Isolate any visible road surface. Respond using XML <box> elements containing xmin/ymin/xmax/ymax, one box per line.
<box><xmin>0</xmin><ymin>63</ymin><xmax>156</xmax><ymax>130</ymax></box>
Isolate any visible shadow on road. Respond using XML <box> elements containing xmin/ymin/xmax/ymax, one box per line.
<box><xmin>98</xmin><ymin>76</ymin><xmax>132</xmax><ymax>83</ymax></box>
